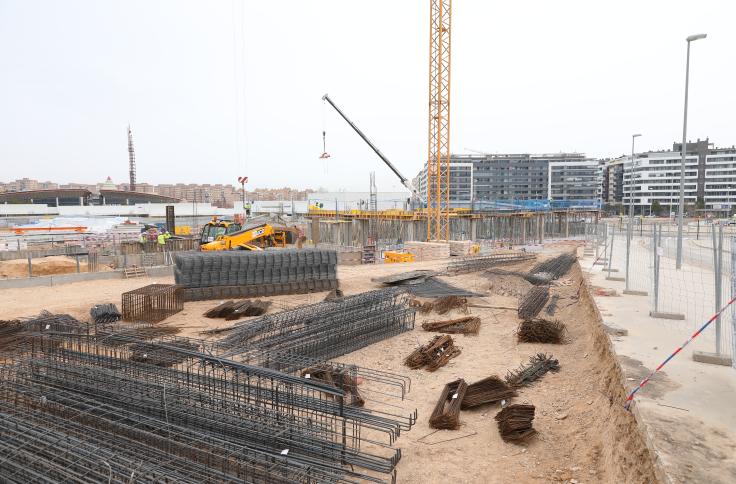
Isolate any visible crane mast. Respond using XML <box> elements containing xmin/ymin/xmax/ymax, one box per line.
<box><xmin>127</xmin><ymin>124</ymin><xmax>137</xmax><ymax>192</ymax></box>
<box><xmin>426</xmin><ymin>0</ymin><xmax>452</xmax><ymax>241</ymax></box>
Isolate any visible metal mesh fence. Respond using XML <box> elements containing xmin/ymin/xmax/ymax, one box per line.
<box><xmin>597</xmin><ymin>221</ymin><xmax>734</xmax><ymax>364</ymax></box>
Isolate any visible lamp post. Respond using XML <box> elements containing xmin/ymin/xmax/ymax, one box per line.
<box><xmin>676</xmin><ymin>33</ymin><xmax>706</xmax><ymax>269</ymax></box>
<box><xmin>626</xmin><ymin>133</ymin><xmax>641</xmax><ymax>293</ymax></box>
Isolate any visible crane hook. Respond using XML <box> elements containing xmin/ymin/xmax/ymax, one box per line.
<box><xmin>319</xmin><ymin>130</ymin><xmax>330</xmax><ymax>159</ymax></box>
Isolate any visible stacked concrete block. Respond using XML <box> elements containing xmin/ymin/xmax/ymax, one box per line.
<box><xmin>448</xmin><ymin>240</ymin><xmax>474</xmax><ymax>256</ymax></box>
<box><xmin>174</xmin><ymin>249</ymin><xmax>338</xmax><ymax>301</ymax></box>
<box><xmin>404</xmin><ymin>241</ymin><xmax>451</xmax><ymax>261</ymax></box>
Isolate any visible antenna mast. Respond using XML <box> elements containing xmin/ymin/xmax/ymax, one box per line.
<box><xmin>128</xmin><ymin>125</ymin><xmax>137</xmax><ymax>192</ymax></box>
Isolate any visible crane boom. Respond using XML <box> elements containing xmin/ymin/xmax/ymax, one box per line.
<box><xmin>322</xmin><ymin>94</ymin><xmax>417</xmax><ymax>197</ymax></box>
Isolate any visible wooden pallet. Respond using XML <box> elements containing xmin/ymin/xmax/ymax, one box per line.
<box><xmin>123</xmin><ymin>266</ymin><xmax>147</xmax><ymax>278</ymax></box>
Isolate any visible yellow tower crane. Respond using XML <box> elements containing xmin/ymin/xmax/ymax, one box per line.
<box><xmin>426</xmin><ymin>0</ymin><xmax>452</xmax><ymax>241</ymax></box>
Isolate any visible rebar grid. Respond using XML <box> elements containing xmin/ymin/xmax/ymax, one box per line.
<box><xmin>3</xmin><ymin>329</ymin><xmax>414</xmax><ymax>482</ymax></box>
<box><xmin>218</xmin><ymin>288</ymin><xmax>416</xmax><ymax>362</ymax></box>
<box><xmin>0</xmin><ymin>375</ymin><xmax>340</xmax><ymax>484</ymax></box>
<box><xmin>446</xmin><ymin>251</ymin><xmax>537</xmax><ymax>275</ymax></box>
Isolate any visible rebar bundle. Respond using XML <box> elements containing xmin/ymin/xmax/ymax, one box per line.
<box><xmin>24</xmin><ymin>310</ymin><xmax>86</xmax><ymax>332</ymax></box>
<box><xmin>0</xmin><ymin>330</ymin><xmax>417</xmax><ymax>483</ymax></box>
<box><xmin>421</xmin><ymin>316</ymin><xmax>480</xmax><ymax>335</ymax></box>
<box><xmin>461</xmin><ymin>376</ymin><xmax>517</xmax><ymax>409</ymax></box>
<box><xmin>495</xmin><ymin>404</ymin><xmax>536</xmax><ymax>442</ymax></box>
<box><xmin>174</xmin><ymin>249</ymin><xmax>338</xmax><ymax>300</ymax></box>
<box><xmin>405</xmin><ymin>278</ymin><xmax>482</xmax><ymax>298</ymax></box>
<box><xmin>432</xmin><ymin>295</ymin><xmax>468</xmax><ymax>314</ymax></box>
<box><xmin>446</xmin><ymin>251</ymin><xmax>537</xmax><ymax>275</ymax></box>
<box><xmin>372</xmin><ymin>270</ymin><xmax>438</xmax><ymax>285</ymax></box>
<box><xmin>404</xmin><ymin>334</ymin><xmax>461</xmax><ymax>371</ymax></box>
<box><xmin>410</xmin><ymin>295</ymin><xmax>468</xmax><ymax>315</ymax></box>
<box><xmin>505</xmin><ymin>353</ymin><xmax>560</xmax><ymax>388</ymax></box>
<box><xmin>218</xmin><ymin>287</ymin><xmax>415</xmax><ymax>364</ymax></box>
<box><xmin>203</xmin><ymin>299</ymin><xmax>270</xmax><ymax>319</ymax></box>
<box><xmin>301</xmin><ymin>364</ymin><xmax>365</xmax><ymax>407</ymax></box>
<box><xmin>517</xmin><ymin>286</ymin><xmax>550</xmax><ymax>320</ymax></box>
<box><xmin>517</xmin><ymin>318</ymin><xmax>567</xmax><ymax>344</ymax></box>
<box><xmin>90</xmin><ymin>303</ymin><xmax>121</xmax><ymax>324</ymax></box>
<box><xmin>527</xmin><ymin>252</ymin><xmax>576</xmax><ymax>282</ymax></box>
<box><xmin>95</xmin><ymin>323</ymin><xmax>182</xmax><ymax>346</ymax></box>
<box><xmin>409</xmin><ymin>299</ymin><xmax>434</xmax><ymax>314</ymax></box>
<box><xmin>429</xmin><ymin>379</ymin><xmax>468</xmax><ymax>430</ymax></box>
<box><xmin>1</xmin><ymin>312</ymin><xmax>87</xmax><ymax>357</ymax></box>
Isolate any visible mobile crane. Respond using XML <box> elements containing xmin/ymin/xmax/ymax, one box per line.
<box><xmin>322</xmin><ymin>94</ymin><xmax>423</xmax><ymax>206</ymax></box>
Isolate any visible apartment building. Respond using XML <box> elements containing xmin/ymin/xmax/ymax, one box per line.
<box><xmin>548</xmin><ymin>159</ymin><xmax>603</xmax><ymax>203</ymax></box>
<box><xmin>414</xmin><ymin>152</ymin><xmax>600</xmax><ymax>208</ymax></box>
<box><xmin>0</xmin><ymin>178</ymin><xmax>58</xmax><ymax>192</ymax></box>
<box><xmin>620</xmin><ymin>139</ymin><xmax>736</xmax><ymax>214</ymax></box>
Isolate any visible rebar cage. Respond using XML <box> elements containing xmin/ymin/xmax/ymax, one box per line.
<box><xmin>121</xmin><ymin>283</ymin><xmax>183</xmax><ymax>323</ymax></box>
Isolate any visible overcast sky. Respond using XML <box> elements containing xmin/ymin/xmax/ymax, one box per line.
<box><xmin>1</xmin><ymin>0</ymin><xmax>734</xmax><ymax>192</ymax></box>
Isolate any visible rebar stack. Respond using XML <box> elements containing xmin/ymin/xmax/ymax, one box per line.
<box><xmin>517</xmin><ymin>286</ymin><xmax>550</xmax><ymax>320</ymax></box>
<box><xmin>429</xmin><ymin>379</ymin><xmax>468</xmax><ymax>430</ymax></box>
<box><xmin>218</xmin><ymin>287</ymin><xmax>416</xmax><ymax>364</ymax></box>
<box><xmin>174</xmin><ymin>249</ymin><xmax>338</xmax><ymax>301</ymax></box>
<box><xmin>0</xmin><ymin>330</ymin><xmax>417</xmax><ymax>483</ymax></box>
<box><xmin>505</xmin><ymin>353</ymin><xmax>561</xmax><ymax>387</ymax></box>
<box><xmin>446</xmin><ymin>251</ymin><xmax>537</xmax><ymax>275</ymax></box>
<box><xmin>527</xmin><ymin>252</ymin><xmax>577</xmax><ymax>283</ymax></box>
<box><xmin>90</xmin><ymin>303</ymin><xmax>121</xmax><ymax>324</ymax></box>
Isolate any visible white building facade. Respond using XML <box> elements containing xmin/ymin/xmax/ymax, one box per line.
<box><xmin>621</xmin><ymin>139</ymin><xmax>736</xmax><ymax>214</ymax></box>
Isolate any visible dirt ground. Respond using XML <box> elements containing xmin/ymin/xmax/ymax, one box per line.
<box><xmin>0</xmin><ymin>255</ymin><xmax>110</xmax><ymax>279</ymax></box>
<box><xmin>0</xmin><ymin>247</ymin><xmax>658</xmax><ymax>483</ymax></box>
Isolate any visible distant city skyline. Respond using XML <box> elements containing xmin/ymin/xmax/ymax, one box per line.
<box><xmin>0</xmin><ymin>177</ymin><xmax>316</xmax><ymax>208</ymax></box>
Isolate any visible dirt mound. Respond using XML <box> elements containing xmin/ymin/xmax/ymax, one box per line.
<box><xmin>0</xmin><ymin>256</ymin><xmax>104</xmax><ymax>279</ymax></box>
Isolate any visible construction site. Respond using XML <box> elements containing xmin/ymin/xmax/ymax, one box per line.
<box><xmin>2</xmin><ymin>1</ymin><xmax>736</xmax><ymax>483</ymax></box>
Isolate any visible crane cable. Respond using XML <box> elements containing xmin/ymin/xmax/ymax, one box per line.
<box><xmin>320</xmin><ymin>99</ymin><xmax>330</xmax><ymax>172</ymax></box>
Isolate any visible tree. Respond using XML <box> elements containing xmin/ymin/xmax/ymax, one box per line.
<box><xmin>651</xmin><ymin>200</ymin><xmax>662</xmax><ymax>216</ymax></box>
<box><xmin>696</xmin><ymin>197</ymin><xmax>705</xmax><ymax>210</ymax></box>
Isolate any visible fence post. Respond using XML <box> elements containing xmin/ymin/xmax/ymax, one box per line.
<box><xmin>607</xmin><ymin>228</ymin><xmax>615</xmax><ymax>278</ymax></box>
<box><xmin>652</xmin><ymin>225</ymin><xmax>659</xmax><ymax>314</ymax></box>
<box><xmin>625</xmin><ymin>213</ymin><xmax>633</xmax><ymax>291</ymax></box>
<box><xmin>713</xmin><ymin>225</ymin><xmax>723</xmax><ymax>355</ymax></box>
<box><xmin>731</xmin><ymin>236</ymin><xmax>736</xmax><ymax>369</ymax></box>
<box><xmin>27</xmin><ymin>255</ymin><xmax>32</xmax><ymax>278</ymax></box>
<box><xmin>76</xmin><ymin>254</ymin><xmax>80</xmax><ymax>273</ymax></box>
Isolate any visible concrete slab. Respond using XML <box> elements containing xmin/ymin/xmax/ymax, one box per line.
<box><xmin>649</xmin><ymin>311</ymin><xmax>686</xmax><ymax>320</ymax></box>
<box><xmin>606</xmin><ymin>276</ymin><xmax>626</xmax><ymax>282</ymax></box>
<box><xmin>623</xmin><ymin>289</ymin><xmax>649</xmax><ymax>296</ymax></box>
<box><xmin>693</xmin><ymin>351</ymin><xmax>733</xmax><ymax>367</ymax></box>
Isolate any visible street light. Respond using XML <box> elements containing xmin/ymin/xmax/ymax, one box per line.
<box><xmin>625</xmin><ymin>133</ymin><xmax>641</xmax><ymax>293</ymax></box>
<box><xmin>676</xmin><ymin>33</ymin><xmax>706</xmax><ymax>269</ymax></box>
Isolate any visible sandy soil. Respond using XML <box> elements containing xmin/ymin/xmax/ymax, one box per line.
<box><xmin>0</xmin><ymin>255</ymin><xmax>111</xmax><ymax>279</ymax></box>
<box><xmin>0</xmin><ymin>249</ymin><xmax>658</xmax><ymax>483</ymax></box>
